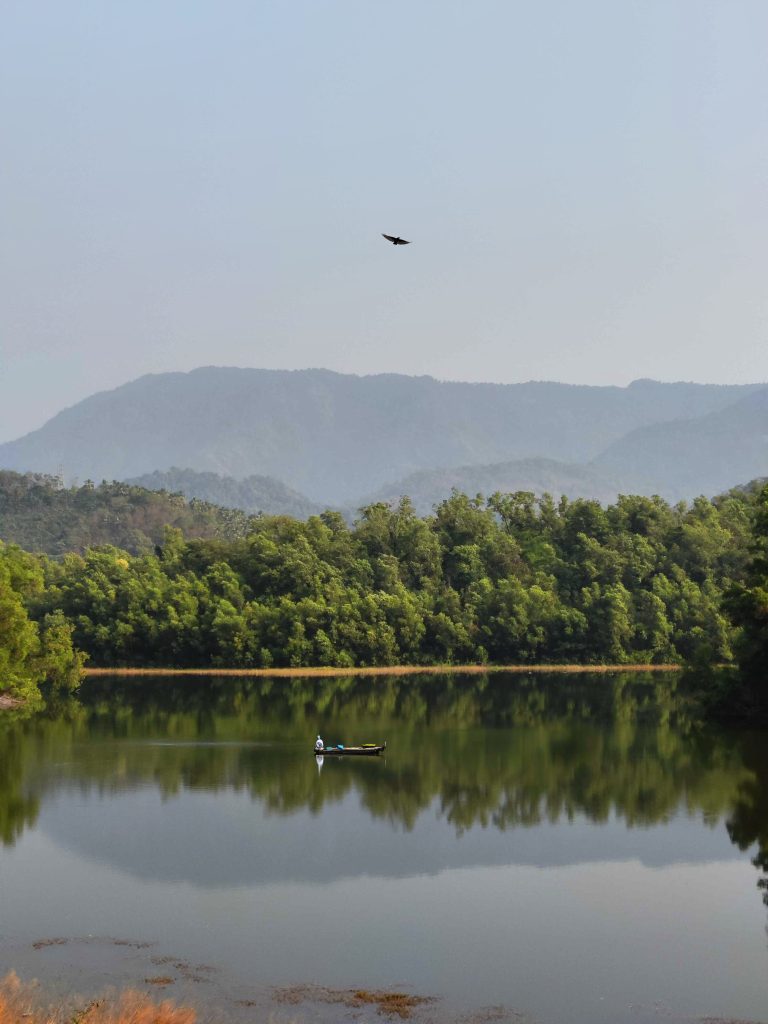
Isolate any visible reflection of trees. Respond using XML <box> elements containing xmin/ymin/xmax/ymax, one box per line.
<box><xmin>0</xmin><ymin>725</ymin><xmax>40</xmax><ymax>844</ymax></box>
<box><xmin>0</xmin><ymin>671</ymin><xmax>757</xmax><ymax>851</ymax></box>
<box><xmin>359</xmin><ymin>717</ymin><xmax>747</xmax><ymax>834</ymax></box>
<box><xmin>726</xmin><ymin>733</ymin><xmax>768</xmax><ymax>905</ymax></box>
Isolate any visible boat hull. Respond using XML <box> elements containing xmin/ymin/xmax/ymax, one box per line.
<box><xmin>313</xmin><ymin>745</ymin><xmax>386</xmax><ymax>756</ymax></box>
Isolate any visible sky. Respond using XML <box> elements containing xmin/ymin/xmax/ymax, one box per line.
<box><xmin>2</xmin><ymin>0</ymin><xmax>767</xmax><ymax>442</ymax></box>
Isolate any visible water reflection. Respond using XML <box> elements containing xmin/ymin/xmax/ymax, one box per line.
<box><xmin>1</xmin><ymin>672</ymin><xmax>767</xmax><ymax>896</ymax></box>
<box><xmin>726</xmin><ymin>732</ymin><xmax>768</xmax><ymax>906</ymax></box>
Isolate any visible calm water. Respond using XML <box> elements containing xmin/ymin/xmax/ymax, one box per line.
<box><xmin>1</xmin><ymin>671</ymin><xmax>768</xmax><ymax>1024</ymax></box>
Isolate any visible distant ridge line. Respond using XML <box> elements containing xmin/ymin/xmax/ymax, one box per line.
<box><xmin>1</xmin><ymin>367</ymin><xmax>765</xmax><ymax>506</ymax></box>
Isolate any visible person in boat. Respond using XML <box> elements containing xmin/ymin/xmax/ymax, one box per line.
<box><xmin>315</xmin><ymin>734</ymin><xmax>324</xmax><ymax>752</ymax></box>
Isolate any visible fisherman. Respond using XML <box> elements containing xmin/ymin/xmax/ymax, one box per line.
<box><xmin>315</xmin><ymin>734</ymin><xmax>324</xmax><ymax>752</ymax></box>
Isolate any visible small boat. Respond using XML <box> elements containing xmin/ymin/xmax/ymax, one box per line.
<box><xmin>313</xmin><ymin>743</ymin><xmax>386</xmax><ymax>756</ymax></box>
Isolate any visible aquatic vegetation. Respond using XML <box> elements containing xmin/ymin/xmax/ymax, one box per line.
<box><xmin>274</xmin><ymin>983</ymin><xmax>433</xmax><ymax>1019</ymax></box>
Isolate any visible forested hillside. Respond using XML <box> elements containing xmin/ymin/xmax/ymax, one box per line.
<box><xmin>16</xmin><ymin>485</ymin><xmax>758</xmax><ymax>672</ymax></box>
<box><xmin>0</xmin><ymin>471</ymin><xmax>259</xmax><ymax>555</ymax></box>
<box><xmin>0</xmin><ymin>367</ymin><xmax>761</xmax><ymax>503</ymax></box>
<box><xmin>127</xmin><ymin>468</ymin><xmax>323</xmax><ymax>519</ymax></box>
<box><xmin>129</xmin><ymin>461</ymin><xmax>625</xmax><ymax>518</ymax></box>
<box><xmin>369</xmin><ymin>458</ymin><xmax>625</xmax><ymax>514</ymax></box>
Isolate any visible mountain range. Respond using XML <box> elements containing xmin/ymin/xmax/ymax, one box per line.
<box><xmin>0</xmin><ymin>367</ymin><xmax>765</xmax><ymax>514</ymax></box>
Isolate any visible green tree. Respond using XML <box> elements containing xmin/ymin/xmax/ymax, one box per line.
<box><xmin>0</xmin><ymin>543</ymin><xmax>83</xmax><ymax>700</ymax></box>
<box><xmin>726</xmin><ymin>483</ymin><xmax>768</xmax><ymax>699</ymax></box>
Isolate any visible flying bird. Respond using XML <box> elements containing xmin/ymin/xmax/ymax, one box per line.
<box><xmin>382</xmin><ymin>233</ymin><xmax>411</xmax><ymax>245</ymax></box>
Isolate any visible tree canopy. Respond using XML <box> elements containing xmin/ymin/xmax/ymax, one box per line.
<box><xmin>0</xmin><ymin>541</ymin><xmax>83</xmax><ymax>701</ymax></box>
<box><xmin>725</xmin><ymin>481</ymin><xmax>768</xmax><ymax>706</ymax></box>
<box><xmin>7</xmin><ymin>484</ymin><xmax>758</xmax><ymax>676</ymax></box>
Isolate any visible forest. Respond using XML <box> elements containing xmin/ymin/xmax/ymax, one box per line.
<box><xmin>0</xmin><ymin>470</ymin><xmax>259</xmax><ymax>556</ymax></box>
<box><xmin>2</xmin><ymin>478</ymin><xmax>768</xmax><ymax>705</ymax></box>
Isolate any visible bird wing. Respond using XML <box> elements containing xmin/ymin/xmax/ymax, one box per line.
<box><xmin>382</xmin><ymin>233</ymin><xmax>397</xmax><ymax>243</ymax></box>
<box><xmin>398</xmin><ymin>238</ymin><xmax>411</xmax><ymax>244</ymax></box>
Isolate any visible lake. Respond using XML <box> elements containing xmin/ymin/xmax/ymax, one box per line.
<box><xmin>1</xmin><ymin>671</ymin><xmax>767</xmax><ymax>1024</ymax></box>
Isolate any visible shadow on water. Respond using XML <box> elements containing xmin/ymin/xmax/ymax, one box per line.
<box><xmin>2</xmin><ymin>670</ymin><xmax>768</xmax><ymax>902</ymax></box>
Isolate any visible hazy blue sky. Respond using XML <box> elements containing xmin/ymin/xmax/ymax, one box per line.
<box><xmin>2</xmin><ymin>0</ymin><xmax>767</xmax><ymax>441</ymax></box>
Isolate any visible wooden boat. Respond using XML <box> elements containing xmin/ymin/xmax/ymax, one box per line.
<box><xmin>313</xmin><ymin>743</ymin><xmax>386</xmax><ymax>756</ymax></box>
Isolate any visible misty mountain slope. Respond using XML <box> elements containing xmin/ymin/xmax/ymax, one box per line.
<box><xmin>366</xmin><ymin>458</ymin><xmax>628</xmax><ymax>515</ymax></box>
<box><xmin>0</xmin><ymin>367</ymin><xmax>761</xmax><ymax>503</ymax></box>
<box><xmin>127</xmin><ymin>467</ymin><xmax>324</xmax><ymax>519</ymax></box>
<box><xmin>593</xmin><ymin>386</ymin><xmax>768</xmax><ymax>500</ymax></box>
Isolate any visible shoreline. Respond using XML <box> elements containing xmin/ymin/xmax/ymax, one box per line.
<box><xmin>0</xmin><ymin>694</ymin><xmax>23</xmax><ymax>709</ymax></box>
<box><xmin>83</xmin><ymin>663</ymin><xmax>683</xmax><ymax>678</ymax></box>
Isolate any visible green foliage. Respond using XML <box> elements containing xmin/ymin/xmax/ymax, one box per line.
<box><xmin>35</xmin><ymin>611</ymin><xmax>87</xmax><ymax>690</ymax></box>
<box><xmin>0</xmin><ymin>552</ymin><xmax>41</xmax><ymax>700</ymax></box>
<box><xmin>724</xmin><ymin>482</ymin><xmax>768</xmax><ymax>703</ymax></box>
<box><xmin>1</xmin><ymin>484</ymin><xmax>756</xmax><ymax>672</ymax></box>
<box><xmin>0</xmin><ymin>543</ymin><xmax>82</xmax><ymax>700</ymax></box>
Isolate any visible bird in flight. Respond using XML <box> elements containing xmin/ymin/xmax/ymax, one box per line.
<box><xmin>382</xmin><ymin>233</ymin><xmax>411</xmax><ymax>245</ymax></box>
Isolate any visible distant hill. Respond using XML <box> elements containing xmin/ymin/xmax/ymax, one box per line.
<box><xmin>367</xmin><ymin>458</ymin><xmax>627</xmax><ymax>514</ymax></box>
<box><xmin>593</xmin><ymin>386</ymin><xmax>768</xmax><ymax>500</ymax></box>
<box><xmin>127</xmin><ymin>467</ymin><xmax>324</xmax><ymax>519</ymax></box>
<box><xmin>0</xmin><ymin>367</ymin><xmax>761</xmax><ymax>504</ymax></box>
<box><xmin>0</xmin><ymin>471</ymin><xmax>261</xmax><ymax>556</ymax></box>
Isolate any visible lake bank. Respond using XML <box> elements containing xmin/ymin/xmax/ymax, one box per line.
<box><xmin>83</xmin><ymin>662</ymin><xmax>683</xmax><ymax>678</ymax></box>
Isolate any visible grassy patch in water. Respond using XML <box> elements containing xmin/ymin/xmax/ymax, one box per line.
<box><xmin>274</xmin><ymin>983</ymin><xmax>433</xmax><ymax>1018</ymax></box>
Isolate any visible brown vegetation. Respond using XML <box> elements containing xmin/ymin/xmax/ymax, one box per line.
<box><xmin>274</xmin><ymin>983</ymin><xmax>433</xmax><ymax>1018</ymax></box>
<box><xmin>84</xmin><ymin>663</ymin><xmax>681</xmax><ymax>678</ymax></box>
<box><xmin>350</xmin><ymin>990</ymin><xmax>432</xmax><ymax>1018</ymax></box>
<box><xmin>0</xmin><ymin>972</ymin><xmax>195</xmax><ymax>1024</ymax></box>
